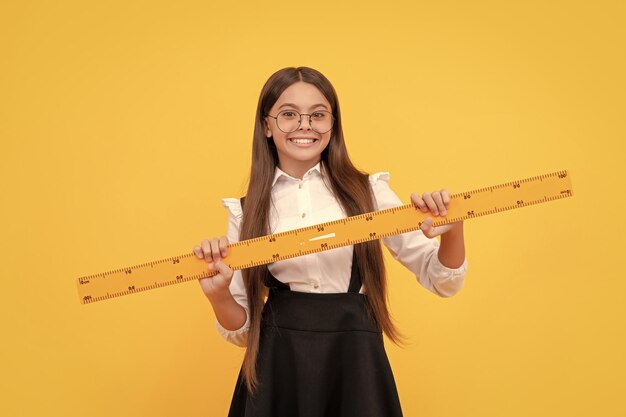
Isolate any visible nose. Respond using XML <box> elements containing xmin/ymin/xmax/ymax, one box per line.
<box><xmin>298</xmin><ymin>114</ymin><xmax>312</xmax><ymax>130</ymax></box>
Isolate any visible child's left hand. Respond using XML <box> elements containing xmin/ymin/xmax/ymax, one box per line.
<box><xmin>410</xmin><ymin>189</ymin><xmax>463</xmax><ymax>238</ymax></box>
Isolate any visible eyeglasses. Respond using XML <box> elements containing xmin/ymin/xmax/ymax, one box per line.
<box><xmin>266</xmin><ymin>110</ymin><xmax>334</xmax><ymax>134</ymax></box>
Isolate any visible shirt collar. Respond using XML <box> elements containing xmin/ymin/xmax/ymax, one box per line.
<box><xmin>272</xmin><ymin>162</ymin><xmax>322</xmax><ymax>187</ymax></box>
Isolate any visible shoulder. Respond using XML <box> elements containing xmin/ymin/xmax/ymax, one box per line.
<box><xmin>367</xmin><ymin>171</ymin><xmax>403</xmax><ymax>209</ymax></box>
<box><xmin>368</xmin><ymin>171</ymin><xmax>391</xmax><ymax>186</ymax></box>
<box><xmin>221</xmin><ymin>197</ymin><xmax>243</xmax><ymax>219</ymax></box>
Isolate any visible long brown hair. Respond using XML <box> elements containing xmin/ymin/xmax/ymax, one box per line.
<box><xmin>239</xmin><ymin>67</ymin><xmax>403</xmax><ymax>392</ymax></box>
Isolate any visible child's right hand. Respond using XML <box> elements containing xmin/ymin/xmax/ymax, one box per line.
<box><xmin>193</xmin><ymin>237</ymin><xmax>234</xmax><ymax>298</ymax></box>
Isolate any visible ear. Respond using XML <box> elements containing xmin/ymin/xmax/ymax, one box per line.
<box><xmin>263</xmin><ymin>118</ymin><xmax>272</xmax><ymax>138</ymax></box>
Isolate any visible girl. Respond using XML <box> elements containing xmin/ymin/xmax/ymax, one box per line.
<box><xmin>193</xmin><ymin>67</ymin><xmax>467</xmax><ymax>417</ymax></box>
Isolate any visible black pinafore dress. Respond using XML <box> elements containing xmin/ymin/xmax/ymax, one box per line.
<box><xmin>227</xmin><ymin>250</ymin><xmax>404</xmax><ymax>417</ymax></box>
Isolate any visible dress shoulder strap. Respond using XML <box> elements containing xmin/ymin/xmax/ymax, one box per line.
<box><xmin>347</xmin><ymin>250</ymin><xmax>363</xmax><ymax>293</ymax></box>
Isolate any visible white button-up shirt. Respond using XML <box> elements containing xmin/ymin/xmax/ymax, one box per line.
<box><xmin>217</xmin><ymin>162</ymin><xmax>468</xmax><ymax>346</ymax></box>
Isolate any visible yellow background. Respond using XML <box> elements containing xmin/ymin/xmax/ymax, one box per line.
<box><xmin>1</xmin><ymin>0</ymin><xmax>624</xmax><ymax>416</ymax></box>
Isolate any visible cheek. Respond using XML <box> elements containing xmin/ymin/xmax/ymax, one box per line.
<box><xmin>271</xmin><ymin>130</ymin><xmax>288</xmax><ymax>143</ymax></box>
<box><xmin>271</xmin><ymin>134</ymin><xmax>288</xmax><ymax>150</ymax></box>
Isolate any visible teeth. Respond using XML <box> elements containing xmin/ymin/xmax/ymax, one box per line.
<box><xmin>290</xmin><ymin>138</ymin><xmax>316</xmax><ymax>144</ymax></box>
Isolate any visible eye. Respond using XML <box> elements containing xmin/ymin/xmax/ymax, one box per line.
<box><xmin>280</xmin><ymin>110</ymin><xmax>298</xmax><ymax>118</ymax></box>
<box><xmin>311</xmin><ymin>112</ymin><xmax>326</xmax><ymax>119</ymax></box>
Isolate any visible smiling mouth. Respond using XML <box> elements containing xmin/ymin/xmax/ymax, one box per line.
<box><xmin>289</xmin><ymin>138</ymin><xmax>318</xmax><ymax>145</ymax></box>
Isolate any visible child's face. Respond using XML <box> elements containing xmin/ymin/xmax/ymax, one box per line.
<box><xmin>265</xmin><ymin>81</ymin><xmax>332</xmax><ymax>177</ymax></box>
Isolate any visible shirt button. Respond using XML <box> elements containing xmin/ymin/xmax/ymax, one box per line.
<box><xmin>302</xmin><ymin>213</ymin><xmax>306</xmax><ymax>218</ymax></box>
<box><xmin>313</xmin><ymin>283</ymin><xmax>319</xmax><ymax>289</ymax></box>
<box><xmin>298</xmin><ymin>183</ymin><xmax>303</xmax><ymax>189</ymax></box>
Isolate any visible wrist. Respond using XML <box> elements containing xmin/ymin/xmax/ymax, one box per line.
<box><xmin>206</xmin><ymin>287</ymin><xmax>233</xmax><ymax>304</ymax></box>
<box><xmin>442</xmin><ymin>221</ymin><xmax>464</xmax><ymax>237</ymax></box>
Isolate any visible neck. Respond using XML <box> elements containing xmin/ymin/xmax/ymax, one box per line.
<box><xmin>278</xmin><ymin>159</ymin><xmax>321</xmax><ymax>179</ymax></box>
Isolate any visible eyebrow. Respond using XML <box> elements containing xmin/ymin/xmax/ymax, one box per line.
<box><xmin>277</xmin><ymin>102</ymin><xmax>330</xmax><ymax>111</ymax></box>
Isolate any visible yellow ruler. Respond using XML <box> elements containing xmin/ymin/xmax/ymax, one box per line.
<box><xmin>77</xmin><ymin>170</ymin><xmax>573</xmax><ymax>304</ymax></box>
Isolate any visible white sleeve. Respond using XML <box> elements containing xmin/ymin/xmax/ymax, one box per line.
<box><xmin>214</xmin><ymin>198</ymin><xmax>250</xmax><ymax>347</ymax></box>
<box><xmin>369</xmin><ymin>172</ymin><xmax>468</xmax><ymax>297</ymax></box>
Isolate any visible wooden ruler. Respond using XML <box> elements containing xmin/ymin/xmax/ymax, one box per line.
<box><xmin>77</xmin><ymin>170</ymin><xmax>573</xmax><ymax>304</ymax></box>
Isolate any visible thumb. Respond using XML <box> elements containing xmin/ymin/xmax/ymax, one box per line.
<box><xmin>420</xmin><ymin>217</ymin><xmax>452</xmax><ymax>238</ymax></box>
<box><xmin>420</xmin><ymin>217</ymin><xmax>436</xmax><ymax>238</ymax></box>
<box><xmin>214</xmin><ymin>260</ymin><xmax>234</xmax><ymax>281</ymax></box>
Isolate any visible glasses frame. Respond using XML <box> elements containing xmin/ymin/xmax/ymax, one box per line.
<box><xmin>266</xmin><ymin>109</ymin><xmax>335</xmax><ymax>134</ymax></box>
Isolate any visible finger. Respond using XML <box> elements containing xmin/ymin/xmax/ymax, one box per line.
<box><xmin>422</xmin><ymin>193</ymin><xmax>439</xmax><ymax>216</ymax></box>
<box><xmin>193</xmin><ymin>245</ymin><xmax>203</xmax><ymax>259</ymax></box>
<box><xmin>201</xmin><ymin>239</ymin><xmax>211</xmax><ymax>262</ymax></box>
<box><xmin>219</xmin><ymin>236</ymin><xmax>229</xmax><ymax>258</ymax></box>
<box><xmin>210</xmin><ymin>238</ymin><xmax>221</xmax><ymax>263</ymax></box>
<box><xmin>438</xmin><ymin>224</ymin><xmax>453</xmax><ymax>235</ymax></box>
<box><xmin>214</xmin><ymin>260</ymin><xmax>234</xmax><ymax>281</ymax></box>
<box><xmin>411</xmin><ymin>193</ymin><xmax>428</xmax><ymax>212</ymax></box>
<box><xmin>431</xmin><ymin>191</ymin><xmax>446</xmax><ymax>215</ymax></box>
<box><xmin>420</xmin><ymin>217</ymin><xmax>437</xmax><ymax>238</ymax></box>
<box><xmin>441</xmin><ymin>189</ymin><xmax>451</xmax><ymax>209</ymax></box>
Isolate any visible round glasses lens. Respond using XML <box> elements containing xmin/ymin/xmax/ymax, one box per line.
<box><xmin>276</xmin><ymin>110</ymin><xmax>300</xmax><ymax>133</ymax></box>
<box><xmin>309</xmin><ymin>111</ymin><xmax>333</xmax><ymax>133</ymax></box>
